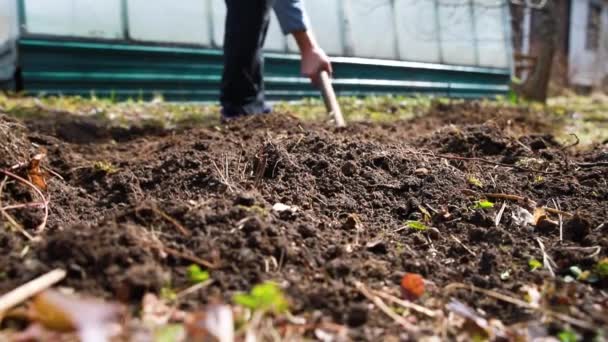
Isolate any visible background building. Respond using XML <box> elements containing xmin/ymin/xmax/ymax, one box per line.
<box><xmin>1</xmin><ymin>0</ymin><xmax>517</xmax><ymax>100</ymax></box>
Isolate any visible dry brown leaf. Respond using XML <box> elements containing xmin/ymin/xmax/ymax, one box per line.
<box><xmin>27</xmin><ymin>154</ymin><xmax>47</xmax><ymax>191</ymax></box>
<box><xmin>30</xmin><ymin>290</ymin><xmax>122</xmax><ymax>341</ymax></box>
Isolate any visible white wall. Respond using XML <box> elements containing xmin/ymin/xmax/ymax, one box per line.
<box><xmin>568</xmin><ymin>0</ymin><xmax>608</xmax><ymax>86</ymax></box>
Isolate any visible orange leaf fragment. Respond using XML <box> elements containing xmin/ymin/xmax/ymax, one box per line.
<box><xmin>400</xmin><ymin>273</ymin><xmax>425</xmax><ymax>301</ymax></box>
<box><xmin>27</xmin><ymin>154</ymin><xmax>47</xmax><ymax>191</ymax></box>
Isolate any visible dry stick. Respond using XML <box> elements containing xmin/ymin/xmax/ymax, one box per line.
<box><xmin>175</xmin><ymin>279</ymin><xmax>214</xmax><ymax>300</ymax></box>
<box><xmin>495</xmin><ymin>202</ymin><xmax>507</xmax><ymax>227</ymax></box>
<box><xmin>444</xmin><ymin>283</ymin><xmax>597</xmax><ymax>330</ymax></box>
<box><xmin>536</xmin><ymin>238</ymin><xmax>556</xmax><ymax>277</ymax></box>
<box><xmin>145</xmin><ymin>204</ymin><xmax>191</xmax><ymax>237</ymax></box>
<box><xmin>371</xmin><ymin>289</ymin><xmax>438</xmax><ymax>318</ymax></box>
<box><xmin>2</xmin><ymin>202</ymin><xmax>46</xmax><ymax>211</ymax></box>
<box><xmin>484</xmin><ymin>193</ymin><xmax>574</xmax><ymax>217</ymax></box>
<box><xmin>576</xmin><ymin>161</ymin><xmax>608</xmax><ymax>168</ymax></box>
<box><xmin>0</xmin><ymin>269</ymin><xmax>66</xmax><ymax>313</ymax></box>
<box><xmin>450</xmin><ymin>234</ymin><xmax>476</xmax><ymax>257</ymax></box>
<box><xmin>160</xmin><ymin>245</ymin><xmax>218</xmax><ymax>270</ymax></box>
<box><xmin>41</xmin><ymin>166</ymin><xmax>65</xmax><ymax>182</ymax></box>
<box><xmin>0</xmin><ymin>176</ymin><xmax>34</xmax><ymax>241</ymax></box>
<box><xmin>417</xmin><ymin>152</ymin><xmax>560</xmax><ymax>175</ymax></box>
<box><xmin>0</xmin><ymin>169</ymin><xmax>49</xmax><ymax>233</ymax></box>
<box><xmin>552</xmin><ymin>199</ymin><xmax>563</xmax><ymax>242</ymax></box>
<box><xmin>354</xmin><ymin>281</ymin><xmax>419</xmax><ymax>332</ymax></box>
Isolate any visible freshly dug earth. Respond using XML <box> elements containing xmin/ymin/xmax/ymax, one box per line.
<box><xmin>0</xmin><ymin>102</ymin><xmax>607</xmax><ymax>340</ymax></box>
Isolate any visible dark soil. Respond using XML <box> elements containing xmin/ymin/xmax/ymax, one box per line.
<box><xmin>1</xmin><ymin>102</ymin><xmax>607</xmax><ymax>340</ymax></box>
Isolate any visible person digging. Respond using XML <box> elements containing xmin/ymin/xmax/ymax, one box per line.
<box><xmin>220</xmin><ymin>0</ymin><xmax>332</xmax><ymax>121</ymax></box>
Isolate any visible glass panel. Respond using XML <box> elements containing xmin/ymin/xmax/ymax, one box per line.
<box><xmin>344</xmin><ymin>0</ymin><xmax>398</xmax><ymax>59</ymax></box>
<box><xmin>128</xmin><ymin>0</ymin><xmax>211</xmax><ymax>45</ymax></box>
<box><xmin>24</xmin><ymin>0</ymin><xmax>123</xmax><ymax>39</ymax></box>
<box><xmin>395</xmin><ymin>0</ymin><xmax>441</xmax><ymax>63</ymax></box>
<box><xmin>474</xmin><ymin>1</ymin><xmax>509</xmax><ymax>68</ymax></box>
<box><xmin>438</xmin><ymin>0</ymin><xmax>476</xmax><ymax>66</ymax></box>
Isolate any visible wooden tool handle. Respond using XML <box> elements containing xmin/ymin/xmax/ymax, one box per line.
<box><xmin>319</xmin><ymin>71</ymin><xmax>346</xmax><ymax>128</ymax></box>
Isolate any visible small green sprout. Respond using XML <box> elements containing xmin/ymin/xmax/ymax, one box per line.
<box><xmin>528</xmin><ymin>259</ymin><xmax>543</xmax><ymax>271</ymax></box>
<box><xmin>405</xmin><ymin>220</ymin><xmax>428</xmax><ymax>231</ymax></box>
<box><xmin>596</xmin><ymin>258</ymin><xmax>608</xmax><ymax>279</ymax></box>
<box><xmin>467</xmin><ymin>176</ymin><xmax>483</xmax><ymax>188</ymax></box>
<box><xmin>93</xmin><ymin>161</ymin><xmax>119</xmax><ymax>174</ymax></box>
<box><xmin>160</xmin><ymin>287</ymin><xmax>177</xmax><ymax>302</ymax></box>
<box><xmin>233</xmin><ymin>282</ymin><xmax>288</xmax><ymax>313</ymax></box>
<box><xmin>533</xmin><ymin>175</ymin><xmax>545</xmax><ymax>184</ymax></box>
<box><xmin>472</xmin><ymin>200</ymin><xmax>495</xmax><ymax>210</ymax></box>
<box><xmin>557</xmin><ymin>329</ymin><xmax>578</xmax><ymax>342</ymax></box>
<box><xmin>187</xmin><ymin>264</ymin><xmax>210</xmax><ymax>284</ymax></box>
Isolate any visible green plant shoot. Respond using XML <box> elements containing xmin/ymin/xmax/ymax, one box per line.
<box><xmin>406</xmin><ymin>220</ymin><xmax>428</xmax><ymax>231</ymax></box>
<box><xmin>596</xmin><ymin>258</ymin><xmax>608</xmax><ymax>279</ymax></box>
<box><xmin>557</xmin><ymin>329</ymin><xmax>578</xmax><ymax>342</ymax></box>
<box><xmin>233</xmin><ymin>282</ymin><xmax>288</xmax><ymax>313</ymax></box>
<box><xmin>528</xmin><ymin>259</ymin><xmax>543</xmax><ymax>271</ymax></box>
<box><xmin>187</xmin><ymin>264</ymin><xmax>210</xmax><ymax>284</ymax></box>
<box><xmin>468</xmin><ymin>176</ymin><xmax>483</xmax><ymax>188</ymax></box>
<box><xmin>472</xmin><ymin>200</ymin><xmax>494</xmax><ymax>210</ymax></box>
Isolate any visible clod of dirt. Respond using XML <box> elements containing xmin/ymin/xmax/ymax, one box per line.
<box><xmin>479</xmin><ymin>251</ymin><xmax>498</xmax><ymax>275</ymax></box>
<box><xmin>242</xmin><ymin>216</ymin><xmax>267</xmax><ymax>233</ymax></box>
<box><xmin>341</xmin><ymin>161</ymin><xmax>357</xmax><ymax>176</ymax></box>
<box><xmin>234</xmin><ymin>192</ymin><xmax>256</xmax><ymax>207</ymax></box>
<box><xmin>346</xmin><ymin>304</ymin><xmax>369</xmax><ymax>327</ymax></box>
<box><xmin>341</xmin><ymin>215</ymin><xmax>359</xmax><ymax>230</ymax></box>
<box><xmin>366</xmin><ymin>240</ymin><xmax>388</xmax><ymax>254</ymax></box>
<box><xmin>563</xmin><ymin>214</ymin><xmax>592</xmax><ymax>242</ymax></box>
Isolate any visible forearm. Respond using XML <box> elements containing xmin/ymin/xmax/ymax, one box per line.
<box><xmin>292</xmin><ymin>30</ymin><xmax>319</xmax><ymax>55</ymax></box>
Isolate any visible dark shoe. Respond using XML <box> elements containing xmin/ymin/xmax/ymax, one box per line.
<box><xmin>220</xmin><ymin>104</ymin><xmax>272</xmax><ymax>123</ymax></box>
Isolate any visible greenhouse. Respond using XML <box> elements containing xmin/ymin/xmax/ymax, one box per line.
<box><xmin>0</xmin><ymin>0</ymin><xmax>513</xmax><ymax>100</ymax></box>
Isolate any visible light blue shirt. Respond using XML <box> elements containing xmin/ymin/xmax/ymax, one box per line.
<box><xmin>273</xmin><ymin>0</ymin><xmax>310</xmax><ymax>34</ymax></box>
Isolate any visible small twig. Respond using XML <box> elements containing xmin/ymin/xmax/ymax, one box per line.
<box><xmin>0</xmin><ymin>269</ymin><xmax>66</xmax><ymax>312</ymax></box>
<box><xmin>576</xmin><ymin>162</ymin><xmax>608</xmax><ymax>168</ymax></box>
<box><xmin>212</xmin><ymin>160</ymin><xmax>234</xmax><ymax>193</ymax></box>
<box><xmin>561</xmin><ymin>133</ymin><xmax>580</xmax><ymax>150</ymax></box>
<box><xmin>552</xmin><ymin>199</ymin><xmax>563</xmax><ymax>242</ymax></box>
<box><xmin>450</xmin><ymin>234</ymin><xmax>476</xmax><ymax>257</ymax></box>
<box><xmin>1</xmin><ymin>202</ymin><xmax>46</xmax><ymax>211</ymax></box>
<box><xmin>0</xmin><ymin>169</ymin><xmax>49</xmax><ymax>233</ymax></box>
<box><xmin>495</xmin><ymin>202</ymin><xmax>507</xmax><ymax>227</ymax></box>
<box><xmin>444</xmin><ymin>283</ymin><xmax>597</xmax><ymax>330</ymax></box>
<box><xmin>41</xmin><ymin>166</ymin><xmax>65</xmax><ymax>182</ymax></box>
<box><xmin>536</xmin><ymin>238</ymin><xmax>556</xmax><ymax>277</ymax></box>
<box><xmin>160</xmin><ymin>246</ymin><xmax>218</xmax><ymax>270</ymax></box>
<box><xmin>0</xmin><ymin>176</ymin><xmax>35</xmax><ymax>240</ymax></box>
<box><xmin>543</xmin><ymin>207</ymin><xmax>573</xmax><ymax>218</ymax></box>
<box><xmin>144</xmin><ymin>204</ymin><xmax>191</xmax><ymax>237</ymax></box>
<box><xmin>557</xmin><ymin>246</ymin><xmax>602</xmax><ymax>259</ymax></box>
<box><xmin>354</xmin><ymin>281</ymin><xmax>419</xmax><ymax>332</ymax></box>
<box><xmin>371</xmin><ymin>289</ymin><xmax>438</xmax><ymax>318</ymax></box>
<box><xmin>417</xmin><ymin>152</ymin><xmax>560</xmax><ymax>175</ymax></box>
<box><xmin>175</xmin><ymin>279</ymin><xmax>214</xmax><ymax>300</ymax></box>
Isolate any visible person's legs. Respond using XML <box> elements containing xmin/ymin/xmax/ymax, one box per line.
<box><xmin>221</xmin><ymin>0</ymin><xmax>274</xmax><ymax>118</ymax></box>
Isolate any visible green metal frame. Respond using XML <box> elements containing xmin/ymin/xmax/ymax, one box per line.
<box><xmin>17</xmin><ymin>38</ymin><xmax>510</xmax><ymax>101</ymax></box>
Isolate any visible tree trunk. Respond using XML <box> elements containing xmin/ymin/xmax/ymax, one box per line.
<box><xmin>514</xmin><ymin>1</ymin><xmax>558</xmax><ymax>103</ymax></box>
